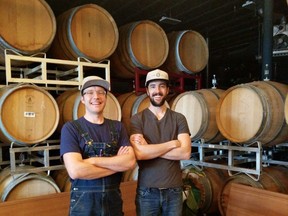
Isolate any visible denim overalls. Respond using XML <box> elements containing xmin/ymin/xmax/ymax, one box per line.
<box><xmin>69</xmin><ymin>120</ymin><xmax>123</xmax><ymax>216</ymax></box>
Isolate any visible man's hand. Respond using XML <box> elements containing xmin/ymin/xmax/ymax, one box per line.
<box><xmin>130</xmin><ymin>134</ymin><xmax>148</xmax><ymax>145</ymax></box>
<box><xmin>117</xmin><ymin>146</ymin><xmax>130</xmax><ymax>155</ymax></box>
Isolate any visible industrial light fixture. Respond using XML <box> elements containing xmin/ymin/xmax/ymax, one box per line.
<box><xmin>242</xmin><ymin>0</ymin><xmax>256</xmax><ymax>10</ymax></box>
<box><xmin>159</xmin><ymin>16</ymin><xmax>181</xmax><ymax>25</ymax></box>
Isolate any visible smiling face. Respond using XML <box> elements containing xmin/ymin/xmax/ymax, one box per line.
<box><xmin>146</xmin><ymin>80</ymin><xmax>169</xmax><ymax>107</ymax></box>
<box><xmin>81</xmin><ymin>86</ymin><xmax>107</xmax><ymax>115</ymax></box>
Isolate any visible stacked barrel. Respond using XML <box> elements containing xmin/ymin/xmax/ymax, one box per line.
<box><xmin>0</xmin><ymin>2</ymin><xmax>124</xmax><ymax>203</ymax></box>
<box><xmin>1</xmin><ymin>2</ymin><xmax>288</xmax><ymax>216</ymax></box>
<box><xmin>216</xmin><ymin>81</ymin><xmax>288</xmax><ymax>146</ymax></box>
<box><xmin>0</xmin><ymin>0</ymin><xmax>56</xmax><ymax>66</ymax></box>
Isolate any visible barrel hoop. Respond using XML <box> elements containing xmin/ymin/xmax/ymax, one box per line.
<box><xmin>127</xmin><ymin>22</ymin><xmax>143</xmax><ymax>68</ymax></box>
<box><xmin>73</xmin><ymin>93</ymin><xmax>82</xmax><ymax>121</ymax></box>
<box><xmin>202</xmin><ymin>89</ymin><xmax>225</xmax><ymax>143</ymax></box>
<box><xmin>250</xmin><ymin>82</ymin><xmax>286</xmax><ymax>145</ymax></box>
<box><xmin>248</xmin><ymin>85</ymin><xmax>271</xmax><ymax>143</ymax></box>
<box><xmin>59</xmin><ymin>11</ymin><xmax>77</xmax><ymax>60</ymax></box>
<box><xmin>192</xmin><ymin>92</ymin><xmax>210</xmax><ymax>140</ymax></box>
<box><xmin>66</xmin><ymin>7</ymin><xmax>85</xmax><ymax>59</ymax></box>
<box><xmin>175</xmin><ymin>31</ymin><xmax>190</xmax><ymax>73</ymax></box>
<box><xmin>131</xmin><ymin>94</ymin><xmax>148</xmax><ymax>116</ymax></box>
<box><xmin>1</xmin><ymin>173</ymin><xmax>60</xmax><ymax>201</ymax></box>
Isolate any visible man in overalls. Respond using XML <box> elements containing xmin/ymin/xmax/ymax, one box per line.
<box><xmin>60</xmin><ymin>76</ymin><xmax>136</xmax><ymax>216</ymax></box>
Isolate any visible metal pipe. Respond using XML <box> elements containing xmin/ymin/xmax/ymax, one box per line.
<box><xmin>206</xmin><ymin>37</ymin><xmax>209</xmax><ymax>88</ymax></box>
<box><xmin>261</xmin><ymin>0</ymin><xmax>273</xmax><ymax>81</ymax></box>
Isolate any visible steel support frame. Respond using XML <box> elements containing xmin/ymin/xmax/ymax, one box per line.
<box><xmin>7</xmin><ymin>140</ymin><xmax>64</xmax><ymax>175</ymax></box>
<box><xmin>182</xmin><ymin>140</ymin><xmax>263</xmax><ymax>181</ymax></box>
<box><xmin>3</xmin><ymin>49</ymin><xmax>110</xmax><ymax>90</ymax></box>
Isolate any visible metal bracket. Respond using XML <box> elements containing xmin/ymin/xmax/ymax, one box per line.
<box><xmin>187</xmin><ymin>139</ymin><xmax>263</xmax><ymax>181</ymax></box>
<box><xmin>8</xmin><ymin>140</ymin><xmax>64</xmax><ymax>176</ymax></box>
<box><xmin>3</xmin><ymin>50</ymin><xmax>110</xmax><ymax>91</ymax></box>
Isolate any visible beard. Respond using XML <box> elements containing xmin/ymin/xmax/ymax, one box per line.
<box><xmin>149</xmin><ymin>93</ymin><xmax>167</xmax><ymax>107</ymax></box>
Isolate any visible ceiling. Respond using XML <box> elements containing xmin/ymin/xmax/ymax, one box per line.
<box><xmin>45</xmin><ymin>0</ymin><xmax>288</xmax><ymax>58</ymax></box>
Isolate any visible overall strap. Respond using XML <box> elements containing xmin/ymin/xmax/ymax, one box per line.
<box><xmin>72</xmin><ymin>119</ymin><xmax>93</xmax><ymax>145</ymax></box>
<box><xmin>109</xmin><ymin>120</ymin><xmax>119</xmax><ymax>144</ymax></box>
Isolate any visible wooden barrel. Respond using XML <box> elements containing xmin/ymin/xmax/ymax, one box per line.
<box><xmin>170</xmin><ymin>89</ymin><xmax>225</xmax><ymax>143</ymax></box>
<box><xmin>110</xmin><ymin>20</ymin><xmax>169</xmax><ymax>78</ymax></box>
<box><xmin>0</xmin><ymin>0</ymin><xmax>56</xmax><ymax>65</ymax></box>
<box><xmin>163</xmin><ymin>30</ymin><xmax>209</xmax><ymax>75</ymax></box>
<box><xmin>56</xmin><ymin>89</ymin><xmax>121</xmax><ymax>132</ymax></box>
<box><xmin>216</xmin><ymin>81</ymin><xmax>288</xmax><ymax>146</ymax></box>
<box><xmin>51</xmin><ymin>169</ymin><xmax>71</xmax><ymax>192</ymax></box>
<box><xmin>49</xmin><ymin>4</ymin><xmax>118</xmax><ymax>62</ymax></box>
<box><xmin>182</xmin><ymin>167</ymin><xmax>229</xmax><ymax>214</ymax></box>
<box><xmin>117</xmin><ymin>92</ymin><xmax>146</xmax><ymax>133</ymax></box>
<box><xmin>117</xmin><ymin>92</ymin><xmax>170</xmax><ymax>133</ymax></box>
<box><xmin>116</xmin><ymin>92</ymin><xmax>136</xmax><ymax>109</ymax></box>
<box><xmin>0</xmin><ymin>165</ymin><xmax>60</xmax><ymax>201</ymax></box>
<box><xmin>218</xmin><ymin>166</ymin><xmax>288</xmax><ymax>216</ymax></box>
<box><xmin>285</xmin><ymin>93</ymin><xmax>288</xmax><ymax>124</ymax></box>
<box><xmin>122</xmin><ymin>165</ymin><xmax>139</xmax><ymax>182</ymax></box>
<box><xmin>0</xmin><ymin>84</ymin><xmax>59</xmax><ymax>145</ymax></box>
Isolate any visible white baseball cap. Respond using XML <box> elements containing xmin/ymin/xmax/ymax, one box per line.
<box><xmin>145</xmin><ymin>69</ymin><xmax>169</xmax><ymax>87</ymax></box>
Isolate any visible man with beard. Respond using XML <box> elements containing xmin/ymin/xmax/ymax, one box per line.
<box><xmin>129</xmin><ymin>69</ymin><xmax>191</xmax><ymax>216</ymax></box>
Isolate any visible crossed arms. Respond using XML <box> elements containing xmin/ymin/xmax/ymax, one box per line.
<box><xmin>63</xmin><ymin>146</ymin><xmax>136</xmax><ymax>180</ymax></box>
<box><xmin>130</xmin><ymin>133</ymin><xmax>191</xmax><ymax>161</ymax></box>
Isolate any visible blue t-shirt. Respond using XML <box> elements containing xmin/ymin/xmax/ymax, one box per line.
<box><xmin>60</xmin><ymin>117</ymin><xmax>130</xmax><ymax>185</ymax></box>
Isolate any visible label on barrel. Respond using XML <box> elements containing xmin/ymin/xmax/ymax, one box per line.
<box><xmin>24</xmin><ymin>112</ymin><xmax>36</xmax><ymax>118</ymax></box>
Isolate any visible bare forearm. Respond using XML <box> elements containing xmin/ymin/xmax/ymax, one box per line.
<box><xmin>66</xmin><ymin>160</ymin><xmax>116</xmax><ymax>180</ymax></box>
<box><xmin>64</xmin><ymin>153</ymin><xmax>118</xmax><ymax>180</ymax></box>
<box><xmin>86</xmin><ymin>151</ymin><xmax>136</xmax><ymax>172</ymax></box>
<box><xmin>161</xmin><ymin>134</ymin><xmax>191</xmax><ymax>160</ymax></box>
<box><xmin>160</xmin><ymin>146</ymin><xmax>191</xmax><ymax>160</ymax></box>
<box><xmin>133</xmin><ymin>140</ymin><xmax>180</xmax><ymax>160</ymax></box>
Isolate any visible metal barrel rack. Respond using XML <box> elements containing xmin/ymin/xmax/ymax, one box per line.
<box><xmin>182</xmin><ymin>140</ymin><xmax>288</xmax><ymax>181</ymax></box>
<box><xmin>0</xmin><ymin>50</ymin><xmax>112</xmax><ymax>175</ymax></box>
<box><xmin>8</xmin><ymin>141</ymin><xmax>64</xmax><ymax>175</ymax></box>
<box><xmin>1</xmin><ymin>49</ymin><xmax>110</xmax><ymax>90</ymax></box>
